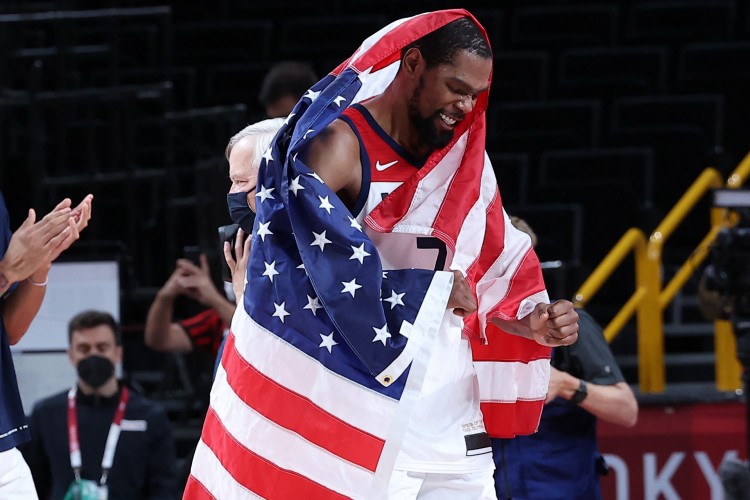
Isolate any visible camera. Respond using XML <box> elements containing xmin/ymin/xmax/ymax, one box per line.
<box><xmin>217</xmin><ymin>223</ymin><xmax>239</xmax><ymax>282</ymax></box>
<box><xmin>702</xmin><ymin>189</ymin><xmax>750</xmax><ymax>370</ymax></box>
<box><xmin>703</xmin><ymin>189</ymin><xmax>750</xmax><ymax>317</ymax></box>
<box><xmin>183</xmin><ymin>245</ymin><xmax>202</xmax><ymax>267</ymax></box>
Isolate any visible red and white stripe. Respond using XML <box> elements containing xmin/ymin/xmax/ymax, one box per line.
<box><xmin>187</xmin><ymin>309</ymin><xmax>394</xmax><ymax>499</ymax></box>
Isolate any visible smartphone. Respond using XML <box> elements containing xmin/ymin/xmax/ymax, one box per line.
<box><xmin>217</xmin><ymin>224</ymin><xmax>239</xmax><ymax>282</ymax></box>
<box><xmin>183</xmin><ymin>245</ymin><xmax>202</xmax><ymax>267</ymax></box>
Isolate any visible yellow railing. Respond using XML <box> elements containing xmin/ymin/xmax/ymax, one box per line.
<box><xmin>574</xmin><ymin>150</ymin><xmax>750</xmax><ymax>393</ymax></box>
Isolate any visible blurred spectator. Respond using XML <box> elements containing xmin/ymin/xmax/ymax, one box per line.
<box><xmin>258</xmin><ymin>61</ymin><xmax>317</xmax><ymax>118</ymax></box>
<box><xmin>492</xmin><ymin>217</ymin><xmax>638</xmax><ymax>500</ymax></box>
<box><xmin>1</xmin><ymin>192</ymin><xmax>92</xmax><ymax>498</ymax></box>
<box><xmin>23</xmin><ymin>310</ymin><xmax>178</xmax><ymax>500</ymax></box>
<box><xmin>144</xmin><ymin>256</ymin><xmax>234</xmax><ymax>361</ymax></box>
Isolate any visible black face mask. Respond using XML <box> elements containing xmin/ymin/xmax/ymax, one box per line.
<box><xmin>77</xmin><ymin>355</ymin><xmax>115</xmax><ymax>389</ymax></box>
<box><xmin>227</xmin><ymin>191</ymin><xmax>256</xmax><ymax>234</ymax></box>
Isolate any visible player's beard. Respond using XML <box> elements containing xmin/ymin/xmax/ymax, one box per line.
<box><xmin>407</xmin><ymin>76</ymin><xmax>454</xmax><ymax>151</ymax></box>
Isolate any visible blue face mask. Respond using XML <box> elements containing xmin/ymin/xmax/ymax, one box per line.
<box><xmin>227</xmin><ymin>192</ymin><xmax>256</xmax><ymax>234</ymax></box>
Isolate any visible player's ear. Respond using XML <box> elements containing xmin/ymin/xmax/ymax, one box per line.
<box><xmin>401</xmin><ymin>47</ymin><xmax>424</xmax><ymax>79</ymax></box>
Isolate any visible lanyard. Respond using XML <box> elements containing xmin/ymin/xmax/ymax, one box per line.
<box><xmin>67</xmin><ymin>386</ymin><xmax>130</xmax><ymax>486</ymax></box>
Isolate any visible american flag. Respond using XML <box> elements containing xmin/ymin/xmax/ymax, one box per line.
<box><xmin>186</xmin><ymin>9</ymin><xmax>550</xmax><ymax>499</ymax></box>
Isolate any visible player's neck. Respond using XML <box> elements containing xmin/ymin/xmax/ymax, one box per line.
<box><xmin>364</xmin><ymin>91</ymin><xmax>429</xmax><ymax>158</ymax></box>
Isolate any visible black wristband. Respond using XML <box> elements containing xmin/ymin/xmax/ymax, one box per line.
<box><xmin>571</xmin><ymin>379</ymin><xmax>588</xmax><ymax>404</ymax></box>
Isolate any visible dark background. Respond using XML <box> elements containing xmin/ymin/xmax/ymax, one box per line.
<box><xmin>2</xmin><ymin>0</ymin><xmax>749</xmax><ymax>461</ymax></box>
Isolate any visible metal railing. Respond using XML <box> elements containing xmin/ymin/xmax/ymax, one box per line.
<box><xmin>573</xmin><ymin>151</ymin><xmax>750</xmax><ymax>393</ymax></box>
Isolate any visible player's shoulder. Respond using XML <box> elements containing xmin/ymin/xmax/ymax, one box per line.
<box><xmin>303</xmin><ymin>114</ymin><xmax>360</xmax><ymax>175</ymax></box>
<box><xmin>312</xmin><ymin>117</ymin><xmax>358</xmax><ymax>153</ymax></box>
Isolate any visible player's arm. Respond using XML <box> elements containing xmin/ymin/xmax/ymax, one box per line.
<box><xmin>1</xmin><ymin>201</ymin><xmax>77</xmax><ymax>344</ymax></box>
<box><xmin>490</xmin><ymin>300</ymin><xmax>579</xmax><ymax>347</ymax></box>
<box><xmin>3</xmin><ymin>268</ymin><xmax>51</xmax><ymax>345</ymax></box>
<box><xmin>302</xmin><ymin>119</ymin><xmax>362</xmax><ymax>202</ymax></box>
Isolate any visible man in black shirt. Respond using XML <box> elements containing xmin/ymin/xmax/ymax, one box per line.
<box><xmin>22</xmin><ymin>310</ymin><xmax>178</xmax><ymax>500</ymax></box>
<box><xmin>492</xmin><ymin>218</ymin><xmax>638</xmax><ymax>499</ymax></box>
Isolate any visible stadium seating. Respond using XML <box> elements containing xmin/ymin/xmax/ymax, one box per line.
<box><xmin>556</xmin><ymin>47</ymin><xmax>668</xmax><ymax>98</ymax></box>
<box><xmin>491</xmin><ymin>50</ymin><xmax>549</xmax><ymax>101</ymax></box>
<box><xmin>489</xmin><ymin>99</ymin><xmax>601</xmax><ymax>152</ymax></box>
<box><xmin>624</xmin><ymin>0</ymin><xmax>736</xmax><ymax>43</ymax></box>
<box><xmin>509</xmin><ymin>4</ymin><xmax>619</xmax><ymax>48</ymax></box>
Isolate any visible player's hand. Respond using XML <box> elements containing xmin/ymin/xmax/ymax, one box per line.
<box><xmin>529</xmin><ymin>300</ymin><xmax>579</xmax><ymax>347</ymax></box>
<box><xmin>224</xmin><ymin>228</ymin><xmax>252</xmax><ymax>303</ymax></box>
<box><xmin>0</xmin><ymin>203</ymin><xmax>72</xmax><ymax>283</ymax></box>
<box><xmin>45</xmin><ymin>194</ymin><xmax>94</xmax><ymax>265</ymax></box>
<box><xmin>447</xmin><ymin>270</ymin><xmax>477</xmax><ymax>317</ymax></box>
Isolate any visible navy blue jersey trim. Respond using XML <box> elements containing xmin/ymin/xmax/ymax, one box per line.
<box><xmin>350</xmin><ymin>104</ymin><xmax>426</xmax><ymax>168</ymax></box>
<box><xmin>338</xmin><ymin>114</ymin><xmax>371</xmax><ymax>217</ymax></box>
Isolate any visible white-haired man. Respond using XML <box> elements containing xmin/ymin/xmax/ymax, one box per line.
<box><xmin>144</xmin><ymin>119</ymin><xmax>284</xmax><ymax>367</ymax></box>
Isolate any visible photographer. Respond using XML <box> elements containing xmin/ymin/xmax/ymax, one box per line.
<box><xmin>144</xmin><ymin>255</ymin><xmax>234</xmax><ymax>361</ymax></box>
<box><xmin>699</xmin><ymin>204</ymin><xmax>750</xmax><ymax>499</ymax></box>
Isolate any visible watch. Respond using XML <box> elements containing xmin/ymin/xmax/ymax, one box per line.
<box><xmin>571</xmin><ymin>379</ymin><xmax>588</xmax><ymax>404</ymax></box>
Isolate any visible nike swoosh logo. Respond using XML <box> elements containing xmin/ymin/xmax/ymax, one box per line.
<box><xmin>375</xmin><ymin>160</ymin><xmax>398</xmax><ymax>171</ymax></box>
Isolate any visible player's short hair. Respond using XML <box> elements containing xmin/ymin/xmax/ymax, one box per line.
<box><xmin>402</xmin><ymin>17</ymin><xmax>492</xmax><ymax>68</ymax></box>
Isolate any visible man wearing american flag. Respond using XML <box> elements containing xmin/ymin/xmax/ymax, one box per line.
<box><xmin>185</xmin><ymin>10</ymin><xmax>579</xmax><ymax>500</ymax></box>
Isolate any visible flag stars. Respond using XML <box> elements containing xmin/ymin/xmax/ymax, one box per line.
<box><xmin>256</xmin><ymin>185</ymin><xmax>275</xmax><ymax>203</ymax></box>
<box><xmin>348</xmin><ymin>216</ymin><xmax>363</xmax><ymax>232</ymax></box>
<box><xmin>384</xmin><ymin>290</ymin><xmax>405</xmax><ymax>309</ymax></box>
<box><xmin>303</xmin><ymin>129</ymin><xmax>315</xmax><ymax>140</ymax></box>
<box><xmin>256</xmin><ymin>221</ymin><xmax>272</xmax><ymax>242</ymax></box>
<box><xmin>382</xmin><ymin>271</ymin><xmax>389</xmax><ymax>279</ymax></box>
<box><xmin>289</xmin><ymin>176</ymin><xmax>305</xmax><ymax>196</ymax></box>
<box><xmin>297</xmin><ymin>262</ymin><xmax>308</xmax><ymax>275</ymax></box>
<box><xmin>310</xmin><ymin>230</ymin><xmax>332</xmax><ymax>251</ymax></box>
<box><xmin>349</xmin><ymin>243</ymin><xmax>371</xmax><ymax>264</ymax></box>
<box><xmin>372</xmin><ymin>324</ymin><xmax>391</xmax><ymax>346</ymax></box>
<box><xmin>262</xmin><ymin>261</ymin><xmax>279</xmax><ymax>283</ymax></box>
<box><xmin>272</xmin><ymin>302</ymin><xmax>290</xmax><ymax>323</ymax></box>
<box><xmin>307</xmin><ymin>172</ymin><xmax>325</xmax><ymax>184</ymax></box>
<box><xmin>284</xmin><ymin>113</ymin><xmax>295</xmax><ymax>125</ymax></box>
<box><xmin>261</xmin><ymin>147</ymin><xmax>274</xmax><ymax>164</ymax></box>
<box><xmin>333</xmin><ymin>95</ymin><xmax>347</xmax><ymax>107</ymax></box>
<box><xmin>319</xmin><ymin>332</ymin><xmax>338</xmax><ymax>353</ymax></box>
<box><xmin>303</xmin><ymin>295</ymin><xmax>322</xmax><ymax>316</ymax></box>
<box><xmin>341</xmin><ymin>278</ymin><xmax>362</xmax><ymax>298</ymax></box>
<box><xmin>303</xmin><ymin>89</ymin><xmax>320</xmax><ymax>102</ymax></box>
<box><xmin>318</xmin><ymin>195</ymin><xmax>335</xmax><ymax>214</ymax></box>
